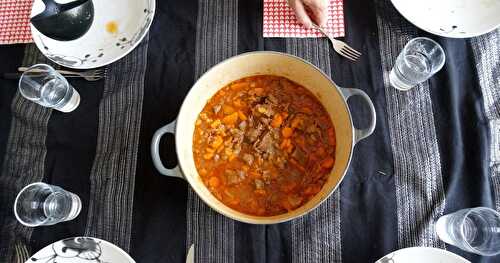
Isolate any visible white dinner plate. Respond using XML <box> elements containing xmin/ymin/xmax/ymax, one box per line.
<box><xmin>30</xmin><ymin>0</ymin><xmax>155</xmax><ymax>69</ymax></box>
<box><xmin>376</xmin><ymin>247</ymin><xmax>470</xmax><ymax>263</ymax></box>
<box><xmin>391</xmin><ymin>0</ymin><xmax>500</xmax><ymax>38</ymax></box>
<box><xmin>26</xmin><ymin>237</ymin><xmax>135</xmax><ymax>263</ymax></box>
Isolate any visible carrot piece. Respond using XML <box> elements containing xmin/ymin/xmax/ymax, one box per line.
<box><xmin>231</xmin><ymin>82</ymin><xmax>248</xmax><ymax>90</ymax></box>
<box><xmin>222</xmin><ymin>104</ymin><xmax>235</xmax><ymax>114</ymax></box>
<box><xmin>206</xmin><ymin>147</ymin><xmax>215</xmax><ymax>153</ymax></box>
<box><xmin>222</xmin><ymin>112</ymin><xmax>239</xmax><ymax>125</ymax></box>
<box><xmin>209</xmin><ymin>176</ymin><xmax>220</xmax><ymax>187</ymax></box>
<box><xmin>281</xmin><ymin>181</ymin><xmax>297</xmax><ymax>193</ymax></box>
<box><xmin>210</xmin><ymin>119</ymin><xmax>221</xmax><ymax>128</ymax></box>
<box><xmin>203</xmin><ymin>152</ymin><xmax>214</xmax><ymax>160</ymax></box>
<box><xmin>211</xmin><ymin>136</ymin><xmax>224</xmax><ymax>149</ymax></box>
<box><xmin>321</xmin><ymin>157</ymin><xmax>334</xmax><ymax>169</ymax></box>
<box><xmin>238</xmin><ymin>111</ymin><xmax>247</xmax><ymax>121</ymax></box>
<box><xmin>289</xmin><ymin>159</ymin><xmax>306</xmax><ymax>173</ymax></box>
<box><xmin>281</xmin><ymin>199</ymin><xmax>292</xmax><ymax>211</ymax></box>
<box><xmin>249</xmin><ymin>171</ymin><xmax>261</xmax><ymax>179</ymax></box>
<box><xmin>291</xmin><ymin>117</ymin><xmax>303</xmax><ymax>128</ymax></box>
<box><xmin>271</xmin><ymin>114</ymin><xmax>283</xmax><ymax>128</ymax></box>
<box><xmin>317</xmin><ymin>146</ymin><xmax>325</xmax><ymax>155</ymax></box>
<box><xmin>233</xmin><ymin>99</ymin><xmax>243</xmax><ymax>107</ymax></box>
<box><xmin>302</xmin><ymin>107</ymin><xmax>313</xmax><ymax>114</ymax></box>
<box><xmin>282</xmin><ymin>127</ymin><xmax>293</xmax><ymax>138</ymax></box>
<box><xmin>254</xmin><ymin>189</ymin><xmax>266</xmax><ymax>195</ymax></box>
<box><xmin>254</xmin><ymin>88</ymin><xmax>264</xmax><ymax>95</ymax></box>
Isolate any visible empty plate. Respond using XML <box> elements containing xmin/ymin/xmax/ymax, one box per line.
<box><xmin>376</xmin><ymin>247</ymin><xmax>470</xmax><ymax>263</ymax></box>
<box><xmin>391</xmin><ymin>0</ymin><xmax>500</xmax><ymax>38</ymax></box>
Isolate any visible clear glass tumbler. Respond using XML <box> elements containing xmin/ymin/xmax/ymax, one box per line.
<box><xmin>435</xmin><ymin>207</ymin><xmax>500</xmax><ymax>256</ymax></box>
<box><xmin>18</xmin><ymin>64</ymin><xmax>80</xmax><ymax>112</ymax></box>
<box><xmin>14</xmin><ymin>182</ymin><xmax>82</xmax><ymax>227</ymax></box>
<box><xmin>389</xmin><ymin>37</ymin><xmax>445</xmax><ymax>91</ymax></box>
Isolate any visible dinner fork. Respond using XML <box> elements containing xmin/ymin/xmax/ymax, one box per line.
<box><xmin>312</xmin><ymin>24</ymin><xmax>362</xmax><ymax>61</ymax></box>
<box><xmin>18</xmin><ymin>67</ymin><xmax>107</xmax><ymax>81</ymax></box>
<box><xmin>15</xmin><ymin>241</ymin><xmax>29</xmax><ymax>263</ymax></box>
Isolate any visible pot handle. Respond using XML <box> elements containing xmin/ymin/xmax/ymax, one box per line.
<box><xmin>151</xmin><ymin>120</ymin><xmax>184</xmax><ymax>179</ymax></box>
<box><xmin>340</xmin><ymin>87</ymin><xmax>376</xmax><ymax>144</ymax></box>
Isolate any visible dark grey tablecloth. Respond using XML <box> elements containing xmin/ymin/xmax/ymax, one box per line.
<box><xmin>1</xmin><ymin>0</ymin><xmax>499</xmax><ymax>262</ymax></box>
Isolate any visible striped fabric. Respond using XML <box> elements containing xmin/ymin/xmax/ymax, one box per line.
<box><xmin>375</xmin><ymin>0</ymin><xmax>446</xmax><ymax>249</ymax></box>
<box><xmin>285</xmin><ymin>38</ymin><xmax>342</xmax><ymax>263</ymax></box>
<box><xmin>470</xmin><ymin>29</ymin><xmax>500</xmax><ymax>211</ymax></box>
<box><xmin>0</xmin><ymin>44</ymin><xmax>52</xmax><ymax>261</ymax></box>
<box><xmin>186</xmin><ymin>0</ymin><xmax>238</xmax><ymax>262</ymax></box>
<box><xmin>84</xmin><ymin>36</ymin><xmax>149</xmax><ymax>251</ymax></box>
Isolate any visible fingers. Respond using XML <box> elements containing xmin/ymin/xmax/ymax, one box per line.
<box><xmin>304</xmin><ymin>0</ymin><xmax>328</xmax><ymax>27</ymax></box>
<box><xmin>289</xmin><ymin>0</ymin><xmax>314</xmax><ymax>28</ymax></box>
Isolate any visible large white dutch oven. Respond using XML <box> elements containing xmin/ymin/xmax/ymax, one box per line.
<box><xmin>151</xmin><ymin>51</ymin><xmax>376</xmax><ymax>224</ymax></box>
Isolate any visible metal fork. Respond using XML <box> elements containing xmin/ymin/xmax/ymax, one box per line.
<box><xmin>313</xmin><ymin>24</ymin><xmax>362</xmax><ymax>61</ymax></box>
<box><xmin>18</xmin><ymin>67</ymin><xmax>107</xmax><ymax>81</ymax></box>
<box><xmin>15</xmin><ymin>242</ymin><xmax>29</xmax><ymax>263</ymax></box>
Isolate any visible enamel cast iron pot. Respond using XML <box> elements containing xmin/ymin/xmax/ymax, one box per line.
<box><xmin>151</xmin><ymin>51</ymin><xmax>376</xmax><ymax>224</ymax></box>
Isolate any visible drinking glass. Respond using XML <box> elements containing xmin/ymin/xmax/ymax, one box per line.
<box><xmin>389</xmin><ymin>37</ymin><xmax>445</xmax><ymax>91</ymax></box>
<box><xmin>14</xmin><ymin>182</ymin><xmax>82</xmax><ymax>227</ymax></box>
<box><xmin>435</xmin><ymin>207</ymin><xmax>500</xmax><ymax>256</ymax></box>
<box><xmin>19</xmin><ymin>64</ymin><xmax>80</xmax><ymax>112</ymax></box>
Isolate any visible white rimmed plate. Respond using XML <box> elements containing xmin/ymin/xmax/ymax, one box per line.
<box><xmin>376</xmin><ymin>247</ymin><xmax>470</xmax><ymax>263</ymax></box>
<box><xmin>30</xmin><ymin>0</ymin><xmax>155</xmax><ymax>69</ymax></box>
<box><xmin>391</xmin><ymin>0</ymin><xmax>500</xmax><ymax>38</ymax></box>
<box><xmin>26</xmin><ymin>237</ymin><xmax>135</xmax><ymax>263</ymax></box>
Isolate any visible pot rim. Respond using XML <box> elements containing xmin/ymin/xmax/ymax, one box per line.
<box><xmin>176</xmin><ymin>51</ymin><xmax>356</xmax><ymax>224</ymax></box>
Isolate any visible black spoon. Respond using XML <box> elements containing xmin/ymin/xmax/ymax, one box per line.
<box><xmin>30</xmin><ymin>0</ymin><xmax>94</xmax><ymax>41</ymax></box>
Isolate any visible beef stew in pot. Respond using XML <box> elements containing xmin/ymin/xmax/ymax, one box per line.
<box><xmin>193</xmin><ymin>75</ymin><xmax>336</xmax><ymax>216</ymax></box>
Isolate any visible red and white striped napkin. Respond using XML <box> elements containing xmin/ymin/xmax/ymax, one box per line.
<box><xmin>0</xmin><ymin>0</ymin><xmax>34</xmax><ymax>45</ymax></box>
<box><xmin>263</xmin><ymin>0</ymin><xmax>345</xmax><ymax>38</ymax></box>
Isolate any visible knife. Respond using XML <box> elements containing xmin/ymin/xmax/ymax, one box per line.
<box><xmin>186</xmin><ymin>244</ymin><xmax>195</xmax><ymax>263</ymax></box>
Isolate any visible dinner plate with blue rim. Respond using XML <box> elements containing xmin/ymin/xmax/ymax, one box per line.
<box><xmin>26</xmin><ymin>237</ymin><xmax>135</xmax><ymax>263</ymax></box>
<box><xmin>30</xmin><ymin>0</ymin><xmax>155</xmax><ymax>69</ymax></box>
<box><xmin>376</xmin><ymin>247</ymin><xmax>470</xmax><ymax>263</ymax></box>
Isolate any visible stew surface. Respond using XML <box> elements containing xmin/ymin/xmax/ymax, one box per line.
<box><xmin>193</xmin><ymin>75</ymin><xmax>336</xmax><ymax>216</ymax></box>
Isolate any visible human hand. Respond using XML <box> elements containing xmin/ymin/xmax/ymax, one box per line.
<box><xmin>288</xmin><ymin>0</ymin><xmax>328</xmax><ymax>29</ymax></box>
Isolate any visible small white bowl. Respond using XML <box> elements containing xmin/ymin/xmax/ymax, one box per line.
<box><xmin>30</xmin><ymin>0</ymin><xmax>155</xmax><ymax>69</ymax></box>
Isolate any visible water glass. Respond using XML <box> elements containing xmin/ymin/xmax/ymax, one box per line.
<box><xmin>19</xmin><ymin>64</ymin><xmax>80</xmax><ymax>112</ymax></box>
<box><xmin>435</xmin><ymin>207</ymin><xmax>500</xmax><ymax>256</ymax></box>
<box><xmin>389</xmin><ymin>37</ymin><xmax>445</xmax><ymax>91</ymax></box>
<box><xmin>14</xmin><ymin>182</ymin><xmax>82</xmax><ymax>227</ymax></box>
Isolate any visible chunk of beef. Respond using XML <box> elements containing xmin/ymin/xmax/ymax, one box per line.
<box><xmin>291</xmin><ymin>148</ymin><xmax>307</xmax><ymax>166</ymax></box>
<box><xmin>239</xmin><ymin>120</ymin><xmax>247</xmax><ymax>130</ymax></box>
<box><xmin>246</xmin><ymin>124</ymin><xmax>264</xmax><ymax>143</ymax></box>
<box><xmin>254</xmin><ymin>179</ymin><xmax>264</xmax><ymax>189</ymax></box>
<box><xmin>213</xmin><ymin>104</ymin><xmax>222</xmax><ymax>114</ymax></box>
<box><xmin>226</xmin><ymin>169</ymin><xmax>246</xmax><ymax>185</ymax></box>
<box><xmin>266</xmin><ymin>94</ymin><xmax>279</xmax><ymax>105</ymax></box>
<box><xmin>242</xmin><ymin>153</ymin><xmax>254</xmax><ymax>166</ymax></box>
<box><xmin>255</xmin><ymin>131</ymin><xmax>275</xmax><ymax>156</ymax></box>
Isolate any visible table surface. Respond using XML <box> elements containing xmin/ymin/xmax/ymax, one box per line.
<box><xmin>1</xmin><ymin>0</ymin><xmax>500</xmax><ymax>262</ymax></box>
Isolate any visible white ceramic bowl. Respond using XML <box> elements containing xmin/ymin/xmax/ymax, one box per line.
<box><xmin>30</xmin><ymin>0</ymin><xmax>155</xmax><ymax>69</ymax></box>
<box><xmin>391</xmin><ymin>0</ymin><xmax>500</xmax><ymax>38</ymax></box>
